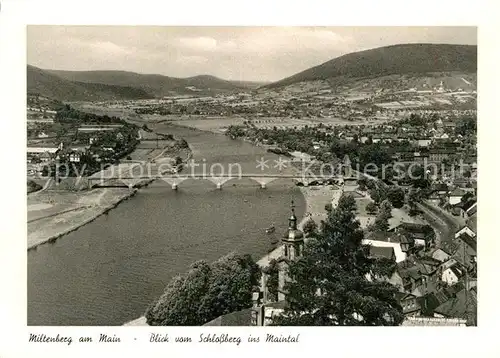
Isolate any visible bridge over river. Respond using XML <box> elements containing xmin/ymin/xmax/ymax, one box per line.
<box><xmin>88</xmin><ymin>172</ymin><xmax>346</xmax><ymax>190</ymax></box>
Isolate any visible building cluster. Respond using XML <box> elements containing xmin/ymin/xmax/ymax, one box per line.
<box><xmin>363</xmin><ymin>206</ymin><xmax>477</xmax><ymax>325</ymax></box>
<box><xmin>205</xmin><ymin>194</ymin><xmax>477</xmax><ymax>326</ymax></box>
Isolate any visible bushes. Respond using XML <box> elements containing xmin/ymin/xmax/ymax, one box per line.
<box><xmin>387</xmin><ymin>187</ymin><xmax>405</xmax><ymax>208</ymax></box>
<box><xmin>145</xmin><ymin>252</ymin><xmax>260</xmax><ymax>326</ymax></box>
<box><xmin>366</xmin><ymin>201</ymin><xmax>378</xmax><ymax>215</ymax></box>
<box><xmin>302</xmin><ymin>218</ymin><xmax>318</xmax><ymax>236</ymax></box>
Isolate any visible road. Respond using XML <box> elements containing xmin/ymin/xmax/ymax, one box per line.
<box><xmin>417</xmin><ymin>201</ymin><xmax>463</xmax><ymax>246</ymax></box>
<box><xmin>355</xmin><ymin>166</ymin><xmax>463</xmax><ymax>248</ymax></box>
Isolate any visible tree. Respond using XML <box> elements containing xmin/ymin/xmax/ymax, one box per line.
<box><xmin>145</xmin><ymin>253</ymin><xmax>260</xmax><ymax>325</ymax></box>
<box><xmin>262</xmin><ymin>259</ymin><xmax>279</xmax><ymax>302</ymax></box>
<box><xmin>302</xmin><ymin>218</ymin><xmax>318</xmax><ymax>236</ymax></box>
<box><xmin>366</xmin><ymin>201</ymin><xmax>378</xmax><ymax>215</ymax></box>
<box><xmin>380</xmin><ymin>199</ymin><xmax>392</xmax><ymax>218</ymax></box>
<box><xmin>174</xmin><ymin>156</ymin><xmax>183</xmax><ymax>166</ymax></box>
<box><xmin>407</xmin><ymin>189</ymin><xmax>421</xmax><ymax>216</ymax></box>
<box><xmin>369</xmin><ymin>184</ymin><xmax>387</xmax><ymax>204</ymax></box>
<box><xmin>324</xmin><ymin>203</ymin><xmax>333</xmax><ymax>212</ymax></box>
<box><xmin>460</xmin><ymin>192</ymin><xmax>474</xmax><ymax>204</ymax></box>
<box><xmin>373</xmin><ymin>210</ymin><xmax>390</xmax><ymax>232</ymax></box>
<box><xmin>410</xmin><ymin>164</ymin><xmax>430</xmax><ymax>189</ymax></box>
<box><xmin>271</xmin><ymin>194</ymin><xmax>403</xmax><ymax>326</ymax></box>
<box><xmin>338</xmin><ymin>193</ymin><xmax>356</xmax><ymax>213</ymax></box>
<box><xmin>358</xmin><ymin>178</ymin><xmax>368</xmax><ymax>191</ymax></box>
<box><xmin>387</xmin><ymin>187</ymin><xmax>405</xmax><ymax>209</ymax></box>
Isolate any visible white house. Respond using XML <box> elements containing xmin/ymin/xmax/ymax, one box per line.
<box><xmin>69</xmin><ymin>152</ymin><xmax>81</xmax><ymax>163</ymax></box>
<box><xmin>448</xmin><ymin>188</ymin><xmax>466</xmax><ymax>206</ymax></box>
<box><xmin>441</xmin><ymin>265</ymin><xmax>465</xmax><ymax>286</ymax></box>
<box><xmin>454</xmin><ymin>226</ymin><xmax>476</xmax><ymax>239</ymax></box>
<box><xmin>417</xmin><ymin>139</ymin><xmax>432</xmax><ymax>147</ymax></box>
<box><xmin>431</xmin><ymin>248</ymin><xmax>451</xmax><ymax>263</ymax></box>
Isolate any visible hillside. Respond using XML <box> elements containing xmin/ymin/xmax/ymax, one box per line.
<box><xmin>27</xmin><ymin>66</ymin><xmax>153</xmax><ymax>102</ymax></box>
<box><xmin>266</xmin><ymin>44</ymin><xmax>477</xmax><ymax>90</ymax></box>
<box><xmin>46</xmin><ymin>69</ymin><xmax>249</xmax><ymax>97</ymax></box>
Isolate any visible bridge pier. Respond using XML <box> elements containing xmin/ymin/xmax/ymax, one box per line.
<box><xmin>251</xmin><ymin>177</ymin><xmax>276</xmax><ymax>190</ymax></box>
<box><xmin>216</xmin><ymin>183</ymin><xmax>222</xmax><ymax>190</ymax></box>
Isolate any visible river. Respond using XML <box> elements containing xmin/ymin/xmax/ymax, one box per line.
<box><xmin>27</xmin><ymin>123</ymin><xmax>305</xmax><ymax>326</ymax></box>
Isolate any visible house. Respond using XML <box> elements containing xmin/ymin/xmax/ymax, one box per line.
<box><xmin>396</xmin><ymin>292</ymin><xmax>421</xmax><ymax>317</ymax></box>
<box><xmin>430</xmin><ymin>183</ymin><xmax>449</xmax><ymax>195</ymax></box>
<box><xmin>416</xmin><ymin>138</ymin><xmax>432</xmax><ymax>147</ymax></box>
<box><xmin>453</xmin><ymin>199</ymin><xmax>476</xmax><ymax>218</ymax></box>
<box><xmin>418</xmin><ymin>282</ymin><xmax>464</xmax><ymax>316</ymax></box>
<box><xmin>427</xmin><ymin>192</ymin><xmax>441</xmax><ymax>206</ymax></box>
<box><xmin>27</xmin><ymin>147</ymin><xmax>59</xmax><ymax>162</ymax></box>
<box><xmin>369</xmin><ymin>246</ymin><xmax>396</xmax><ymax>261</ymax></box>
<box><xmin>397</xmin><ymin>256</ymin><xmax>441</xmax><ymax>295</ymax></box>
<box><xmin>430</xmin><ymin>248</ymin><xmax>451</xmax><ymax>263</ymax></box>
<box><xmin>453</xmin><ymin>232</ymin><xmax>477</xmax><ymax>268</ymax></box>
<box><xmin>69</xmin><ymin>151</ymin><xmax>81</xmax><ymax>163</ymax></box>
<box><xmin>452</xmin><ymin>240</ymin><xmax>476</xmax><ymax>273</ymax></box>
<box><xmin>393</xmin><ymin>223</ymin><xmax>435</xmax><ymax>249</ymax></box>
<box><xmin>413</xmin><ymin>150</ymin><xmax>429</xmax><ymax>163</ymax></box>
<box><xmin>466</xmin><ymin>213</ymin><xmax>477</xmax><ymax>235</ymax></box>
<box><xmin>455</xmin><ymin>226</ymin><xmax>476</xmax><ymax>239</ymax></box>
<box><xmin>441</xmin><ymin>262</ymin><xmax>466</xmax><ymax>286</ymax></box>
<box><xmin>399</xmin><ymin>235</ymin><xmax>415</xmax><ymax>254</ymax></box>
<box><xmin>442</xmin><ymin>121</ymin><xmax>457</xmax><ymax>129</ymax></box>
<box><xmin>448</xmin><ymin>188</ymin><xmax>467</xmax><ymax>206</ymax></box>
<box><xmin>398</xmin><ymin>265</ymin><xmax>424</xmax><ymax>293</ymax></box>
<box><xmin>433</xmin><ymin>288</ymin><xmax>477</xmax><ymax>326</ymax></box>
<box><xmin>465</xmin><ymin>202</ymin><xmax>477</xmax><ymax>218</ymax></box>
<box><xmin>428</xmin><ymin>149</ymin><xmax>453</xmax><ymax>162</ymax></box>
<box><xmin>362</xmin><ymin>239</ymin><xmax>406</xmax><ymax>263</ymax></box>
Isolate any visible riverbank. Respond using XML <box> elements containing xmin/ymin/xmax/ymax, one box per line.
<box><xmin>27</xmin><ymin>187</ymin><xmax>138</xmax><ymax>250</ymax></box>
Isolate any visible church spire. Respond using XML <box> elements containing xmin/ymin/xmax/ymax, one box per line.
<box><xmin>289</xmin><ymin>200</ymin><xmax>297</xmax><ymax>230</ymax></box>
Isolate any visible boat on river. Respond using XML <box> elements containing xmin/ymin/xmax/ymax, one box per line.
<box><xmin>265</xmin><ymin>226</ymin><xmax>275</xmax><ymax>234</ymax></box>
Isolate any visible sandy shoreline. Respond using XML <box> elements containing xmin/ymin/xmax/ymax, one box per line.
<box><xmin>27</xmin><ymin>187</ymin><xmax>139</xmax><ymax>250</ymax></box>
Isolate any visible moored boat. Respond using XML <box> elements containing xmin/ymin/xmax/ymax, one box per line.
<box><xmin>265</xmin><ymin>226</ymin><xmax>275</xmax><ymax>234</ymax></box>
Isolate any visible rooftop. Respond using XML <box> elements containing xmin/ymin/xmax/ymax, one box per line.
<box><xmin>434</xmin><ymin>289</ymin><xmax>477</xmax><ymax>325</ymax></box>
<box><xmin>369</xmin><ymin>246</ymin><xmax>395</xmax><ymax>260</ymax></box>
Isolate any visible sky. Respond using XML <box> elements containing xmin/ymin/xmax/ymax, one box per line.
<box><xmin>27</xmin><ymin>26</ymin><xmax>477</xmax><ymax>82</ymax></box>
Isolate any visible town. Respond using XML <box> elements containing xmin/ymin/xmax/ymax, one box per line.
<box><xmin>26</xmin><ymin>28</ymin><xmax>477</xmax><ymax>328</ymax></box>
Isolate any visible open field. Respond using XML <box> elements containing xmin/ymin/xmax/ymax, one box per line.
<box><xmin>354</xmin><ymin>196</ymin><xmax>376</xmax><ymax>229</ymax></box>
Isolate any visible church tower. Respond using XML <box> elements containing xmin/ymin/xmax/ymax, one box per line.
<box><xmin>277</xmin><ymin>200</ymin><xmax>304</xmax><ymax>301</ymax></box>
<box><xmin>282</xmin><ymin>200</ymin><xmax>304</xmax><ymax>260</ymax></box>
